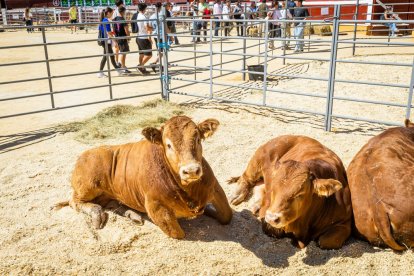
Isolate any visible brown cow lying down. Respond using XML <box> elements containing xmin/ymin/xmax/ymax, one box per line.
<box><xmin>54</xmin><ymin>116</ymin><xmax>232</xmax><ymax>239</ymax></box>
<box><xmin>228</xmin><ymin>135</ymin><xmax>352</xmax><ymax>249</ymax></box>
<box><xmin>347</xmin><ymin>119</ymin><xmax>414</xmax><ymax>251</ymax></box>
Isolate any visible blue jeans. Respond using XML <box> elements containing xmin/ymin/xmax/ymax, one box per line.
<box><xmin>294</xmin><ymin>22</ymin><xmax>305</xmax><ymax>51</ymax></box>
<box><xmin>385</xmin><ymin>22</ymin><xmax>397</xmax><ymax>35</ymax></box>
<box><xmin>214</xmin><ymin>18</ymin><xmax>221</xmax><ymax>36</ymax></box>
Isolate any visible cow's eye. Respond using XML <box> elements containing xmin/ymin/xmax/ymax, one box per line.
<box><xmin>167</xmin><ymin>143</ymin><xmax>172</xmax><ymax>149</ymax></box>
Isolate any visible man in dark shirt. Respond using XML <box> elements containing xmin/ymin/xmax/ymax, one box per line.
<box><xmin>114</xmin><ymin>6</ymin><xmax>131</xmax><ymax>73</ymax></box>
<box><xmin>293</xmin><ymin>0</ymin><xmax>309</xmax><ymax>52</ymax></box>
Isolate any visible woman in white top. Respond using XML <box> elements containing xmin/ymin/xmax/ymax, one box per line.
<box><xmin>280</xmin><ymin>0</ymin><xmax>293</xmax><ymax>49</ymax></box>
<box><xmin>222</xmin><ymin>0</ymin><xmax>232</xmax><ymax>36</ymax></box>
<box><xmin>24</xmin><ymin>7</ymin><xmax>34</xmax><ymax>33</ymax></box>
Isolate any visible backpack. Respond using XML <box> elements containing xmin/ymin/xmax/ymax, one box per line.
<box><xmin>131</xmin><ymin>13</ymin><xmax>139</xmax><ymax>33</ymax></box>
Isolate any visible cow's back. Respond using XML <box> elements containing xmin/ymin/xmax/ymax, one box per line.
<box><xmin>348</xmin><ymin>126</ymin><xmax>414</xmax><ymax>250</ymax></box>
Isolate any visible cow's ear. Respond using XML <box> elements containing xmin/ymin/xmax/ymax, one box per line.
<box><xmin>405</xmin><ymin>119</ymin><xmax>414</xmax><ymax>128</ymax></box>
<box><xmin>142</xmin><ymin>127</ymin><xmax>162</xmax><ymax>144</ymax></box>
<box><xmin>198</xmin><ymin>119</ymin><xmax>220</xmax><ymax>139</ymax></box>
<box><xmin>312</xmin><ymin>178</ymin><xmax>342</xmax><ymax>197</ymax></box>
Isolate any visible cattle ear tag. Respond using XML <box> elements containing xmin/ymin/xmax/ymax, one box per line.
<box><xmin>142</xmin><ymin>127</ymin><xmax>162</xmax><ymax>144</ymax></box>
<box><xmin>313</xmin><ymin>179</ymin><xmax>342</xmax><ymax>197</ymax></box>
<box><xmin>198</xmin><ymin>119</ymin><xmax>220</xmax><ymax>139</ymax></box>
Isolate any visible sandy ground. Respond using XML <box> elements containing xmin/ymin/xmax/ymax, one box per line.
<box><xmin>1</xmin><ymin>27</ymin><xmax>414</xmax><ymax>274</ymax></box>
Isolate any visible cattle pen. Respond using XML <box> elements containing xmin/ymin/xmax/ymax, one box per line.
<box><xmin>1</xmin><ymin>1</ymin><xmax>414</xmax><ymax>275</ymax></box>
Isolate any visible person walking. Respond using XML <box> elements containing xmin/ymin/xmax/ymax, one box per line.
<box><xmin>198</xmin><ymin>0</ymin><xmax>210</xmax><ymax>42</ymax></box>
<box><xmin>97</xmin><ymin>7</ymin><xmax>122</xmax><ymax>78</ymax></box>
<box><xmin>69</xmin><ymin>4</ymin><xmax>78</xmax><ymax>34</ymax></box>
<box><xmin>233</xmin><ymin>0</ymin><xmax>243</xmax><ymax>36</ymax></box>
<box><xmin>267</xmin><ymin>1</ymin><xmax>281</xmax><ymax>49</ymax></box>
<box><xmin>149</xmin><ymin>2</ymin><xmax>169</xmax><ymax>72</ymax></box>
<box><xmin>23</xmin><ymin>7</ymin><xmax>34</xmax><ymax>33</ymax></box>
<box><xmin>280</xmin><ymin>0</ymin><xmax>292</xmax><ymax>49</ymax></box>
<box><xmin>112</xmin><ymin>0</ymin><xmax>124</xmax><ymax>67</ymax></box>
<box><xmin>136</xmin><ymin>3</ymin><xmax>153</xmax><ymax>75</ymax></box>
<box><xmin>213</xmin><ymin>0</ymin><xmax>223</xmax><ymax>36</ymax></box>
<box><xmin>168</xmin><ymin>3</ymin><xmax>180</xmax><ymax>45</ymax></box>
<box><xmin>113</xmin><ymin>6</ymin><xmax>131</xmax><ymax>74</ymax></box>
<box><xmin>222</xmin><ymin>0</ymin><xmax>232</xmax><ymax>36</ymax></box>
<box><xmin>293</xmin><ymin>0</ymin><xmax>309</xmax><ymax>52</ymax></box>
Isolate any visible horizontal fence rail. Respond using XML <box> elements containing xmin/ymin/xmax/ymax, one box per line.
<box><xmin>0</xmin><ymin>4</ymin><xmax>413</xmax><ymax>132</ymax></box>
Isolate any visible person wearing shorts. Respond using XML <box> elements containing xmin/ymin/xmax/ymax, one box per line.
<box><xmin>114</xmin><ymin>6</ymin><xmax>131</xmax><ymax>73</ymax></box>
<box><xmin>69</xmin><ymin>5</ymin><xmax>77</xmax><ymax>34</ymax></box>
<box><xmin>112</xmin><ymin>0</ymin><xmax>124</xmax><ymax>67</ymax></box>
<box><xmin>136</xmin><ymin>3</ymin><xmax>153</xmax><ymax>75</ymax></box>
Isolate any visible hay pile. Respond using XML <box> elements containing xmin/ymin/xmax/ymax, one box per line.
<box><xmin>59</xmin><ymin>99</ymin><xmax>185</xmax><ymax>143</ymax></box>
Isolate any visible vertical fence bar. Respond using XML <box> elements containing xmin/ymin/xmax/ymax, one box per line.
<box><xmin>325</xmin><ymin>5</ymin><xmax>340</xmax><ymax>132</ymax></box>
<box><xmin>103</xmin><ymin>28</ymin><xmax>113</xmax><ymax>100</ymax></box>
<box><xmin>41</xmin><ymin>27</ymin><xmax>55</xmax><ymax>108</ymax></box>
<box><xmin>262</xmin><ymin>21</ymin><xmax>269</xmax><ymax>106</ymax></box>
<box><xmin>220</xmin><ymin>21</ymin><xmax>223</xmax><ymax>76</ymax></box>
<box><xmin>258</xmin><ymin>20</ymin><xmax>261</xmax><ymax>64</ymax></box>
<box><xmin>242</xmin><ymin>3</ymin><xmax>247</xmax><ymax>81</ymax></box>
<box><xmin>406</xmin><ymin>57</ymin><xmax>414</xmax><ymax>119</ymax></box>
<box><xmin>307</xmin><ymin>22</ymin><xmax>311</xmax><ymax>52</ymax></box>
<box><xmin>162</xmin><ymin>8</ymin><xmax>170</xmax><ymax>101</ymax></box>
<box><xmin>156</xmin><ymin>9</ymin><xmax>164</xmax><ymax>99</ymax></box>
<box><xmin>352</xmin><ymin>0</ymin><xmax>360</xmax><ymax>56</ymax></box>
<box><xmin>194</xmin><ymin>26</ymin><xmax>197</xmax><ymax>80</ymax></box>
<box><xmin>209</xmin><ymin>18</ymin><xmax>214</xmax><ymax>99</ymax></box>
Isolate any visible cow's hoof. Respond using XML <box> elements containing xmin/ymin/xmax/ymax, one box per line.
<box><xmin>249</xmin><ymin>203</ymin><xmax>261</xmax><ymax>216</ymax></box>
<box><xmin>229</xmin><ymin>190</ymin><xmax>248</xmax><ymax>205</ymax></box>
<box><xmin>125</xmin><ymin>210</ymin><xmax>144</xmax><ymax>225</ymax></box>
<box><xmin>169</xmin><ymin>228</ymin><xmax>185</xmax><ymax>239</ymax></box>
<box><xmin>91</xmin><ymin>209</ymin><xmax>108</xmax><ymax>229</ymax></box>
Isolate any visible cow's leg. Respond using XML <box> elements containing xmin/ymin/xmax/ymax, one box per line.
<box><xmin>249</xmin><ymin>184</ymin><xmax>266</xmax><ymax>216</ymax></box>
<box><xmin>145</xmin><ymin>199</ymin><xmax>184</xmax><ymax>239</ymax></box>
<box><xmin>227</xmin><ymin>149</ymin><xmax>265</xmax><ymax>205</ymax></box>
<box><xmin>204</xmin><ymin>181</ymin><xmax>233</xmax><ymax>224</ymax></box>
<box><xmin>106</xmin><ymin>201</ymin><xmax>144</xmax><ymax>225</ymax></box>
<box><xmin>70</xmin><ymin>198</ymin><xmax>108</xmax><ymax>229</ymax></box>
<box><xmin>318</xmin><ymin>224</ymin><xmax>351</xmax><ymax>249</ymax></box>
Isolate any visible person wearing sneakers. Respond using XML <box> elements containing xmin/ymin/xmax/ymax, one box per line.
<box><xmin>114</xmin><ymin>6</ymin><xmax>131</xmax><ymax>74</ymax></box>
<box><xmin>136</xmin><ymin>3</ymin><xmax>153</xmax><ymax>75</ymax></box>
<box><xmin>149</xmin><ymin>2</ymin><xmax>169</xmax><ymax>73</ymax></box>
<box><xmin>97</xmin><ymin>7</ymin><xmax>122</xmax><ymax>78</ymax></box>
<box><xmin>112</xmin><ymin>0</ymin><xmax>124</xmax><ymax>67</ymax></box>
<box><xmin>69</xmin><ymin>4</ymin><xmax>78</xmax><ymax>34</ymax></box>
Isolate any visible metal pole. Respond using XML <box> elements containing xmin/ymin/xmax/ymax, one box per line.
<box><xmin>352</xmin><ymin>0</ymin><xmax>360</xmax><ymax>56</ymax></box>
<box><xmin>242</xmin><ymin>3</ymin><xmax>247</xmax><ymax>81</ymax></box>
<box><xmin>194</xmin><ymin>30</ymin><xmax>197</xmax><ymax>80</ymax></box>
<box><xmin>209</xmin><ymin>18</ymin><xmax>214</xmax><ymax>99</ymax></box>
<box><xmin>156</xmin><ymin>8</ymin><xmax>164</xmax><ymax>99</ymax></box>
<box><xmin>103</xmin><ymin>27</ymin><xmax>113</xmax><ymax>100</ymax></box>
<box><xmin>406</xmin><ymin>57</ymin><xmax>414</xmax><ymax>119</ymax></box>
<box><xmin>162</xmin><ymin>6</ymin><xmax>170</xmax><ymax>101</ymax></box>
<box><xmin>262</xmin><ymin>21</ymin><xmax>269</xmax><ymax>106</ymax></box>
<box><xmin>283</xmin><ymin>0</ymin><xmax>288</xmax><ymax>65</ymax></box>
<box><xmin>41</xmin><ymin>27</ymin><xmax>55</xmax><ymax>108</ymax></box>
<box><xmin>220</xmin><ymin>20</ymin><xmax>223</xmax><ymax>76</ymax></box>
<box><xmin>258</xmin><ymin>20</ymin><xmax>261</xmax><ymax>64</ymax></box>
<box><xmin>307</xmin><ymin>21</ymin><xmax>311</xmax><ymax>52</ymax></box>
<box><xmin>324</xmin><ymin>5</ymin><xmax>340</xmax><ymax>131</ymax></box>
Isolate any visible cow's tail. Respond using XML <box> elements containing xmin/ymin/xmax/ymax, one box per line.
<box><xmin>374</xmin><ymin>202</ymin><xmax>405</xmax><ymax>251</ymax></box>
<box><xmin>227</xmin><ymin>176</ymin><xmax>240</xmax><ymax>185</ymax></box>
<box><xmin>51</xmin><ymin>200</ymin><xmax>70</xmax><ymax>211</ymax></box>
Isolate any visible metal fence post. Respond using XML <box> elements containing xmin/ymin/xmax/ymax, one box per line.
<box><xmin>41</xmin><ymin>27</ymin><xmax>55</xmax><ymax>108</ymax></box>
<box><xmin>352</xmin><ymin>0</ymin><xmax>360</xmax><ymax>56</ymax></box>
<box><xmin>262</xmin><ymin>21</ymin><xmax>269</xmax><ymax>106</ymax></box>
<box><xmin>103</xmin><ymin>32</ymin><xmax>113</xmax><ymax>100</ymax></box>
<box><xmin>242</xmin><ymin>3</ymin><xmax>247</xmax><ymax>81</ymax></box>
<box><xmin>220</xmin><ymin>21</ymin><xmax>223</xmax><ymax>76</ymax></box>
<box><xmin>406</xmin><ymin>57</ymin><xmax>414</xmax><ymax>120</ymax></box>
<box><xmin>324</xmin><ymin>5</ymin><xmax>340</xmax><ymax>132</ymax></box>
<box><xmin>156</xmin><ymin>9</ymin><xmax>164</xmax><ymax>100</ymax></box>
<box><xmin>209</xmin><ymin>18</ymin><xmax>214</xmax><ymax>99</ymax></box>
<box><xmin>162</xmin><ymin>7</ymin><xmax>170</xmax><ymax>101</ymax></box>
<box><xmin>194</xmin><ymin>24</ymin><xmax>197</xmax><ymax>80</ymax></box>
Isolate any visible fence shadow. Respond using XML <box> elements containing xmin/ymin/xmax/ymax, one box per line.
<box><xmin>0</xmin><ymin>127</ymin><xmax>60</xmax><ymax>154</ymax></box>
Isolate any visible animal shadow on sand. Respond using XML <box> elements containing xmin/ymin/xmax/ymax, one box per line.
<box><xmin>179</xmin><ymin>209</ymin><xmax>381</xmax><ymax>268</ymax></box>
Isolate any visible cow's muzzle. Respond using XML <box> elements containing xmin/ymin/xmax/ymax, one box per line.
<box><xmin>265</xmin><ymin>211</ymin><xmax>285</xmax><ymax>228</ymax></box>
<box><xmin>179</xmin><ymin>163</ymin><xmax>203</xmax><ymax>183</ymax></box>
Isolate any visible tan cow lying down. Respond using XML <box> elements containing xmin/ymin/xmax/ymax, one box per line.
<box><xmin>54</xmin><ymin>116</ymin><xmax>232</xmax><ymax>239</ymax></box>
<box><xmin>229</xmin><ymin>135</ymin><xmax>352</xmax><ymax>249</ymax></box>
<box><xmin>348</xmin><ymin>119</ymin><xmax>414</xmax><ymax>251</ymax></box>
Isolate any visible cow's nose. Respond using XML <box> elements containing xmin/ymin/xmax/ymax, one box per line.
<box><xmin>180</xmin><ymin>163</ymin><xmax>202</xmax><ymax>180</ymax></box>
<box><xmin>265</xmin><ymin>211</ymin><xmax>282</xmax><ymax>225</ymax></box>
